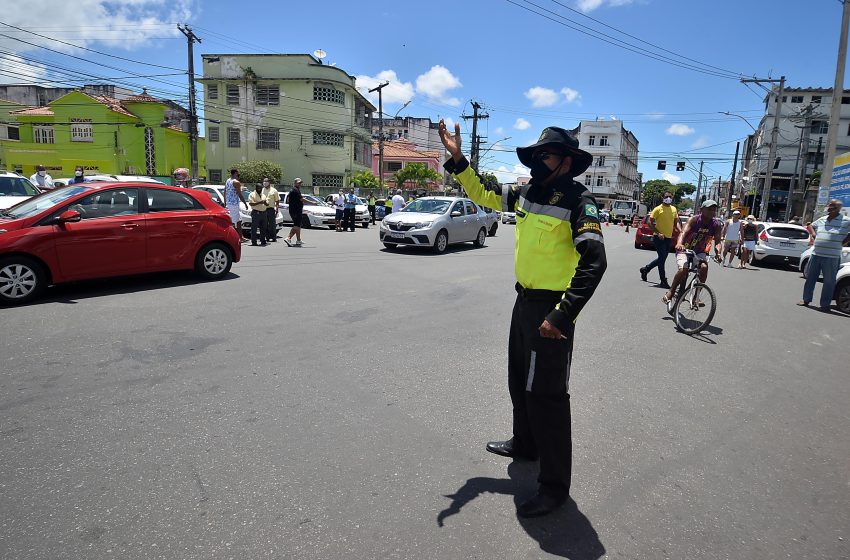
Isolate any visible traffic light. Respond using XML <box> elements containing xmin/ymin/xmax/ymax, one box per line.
<box><xmin>676</xmin><ymin>161</ymin><xmax>685</xmax><ymax>171</ymax></box>
<box><xmin>657</xmin><ymin>160</ymin><xmax>666</xmax><ymax>170</ymax></box>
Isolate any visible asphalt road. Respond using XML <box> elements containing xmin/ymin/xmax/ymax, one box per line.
<box><xmin>1</xmin><ymin>221</ymin><xmax>848</xmax><ymax>560</ymax></box>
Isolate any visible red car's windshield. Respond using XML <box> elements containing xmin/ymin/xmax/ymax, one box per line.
<box><xmin>2</xmin><ymin>185</ymin><xmax>90</xmax><ymax>219</ymax></box>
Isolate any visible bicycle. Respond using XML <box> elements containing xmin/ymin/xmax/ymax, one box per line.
<box><xmin>667</xmin><ymin>249</ymin><xmax>718</xmax><ymax>334</ymax></box>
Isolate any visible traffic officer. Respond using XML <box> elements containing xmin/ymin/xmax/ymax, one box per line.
<box><xmin>438</xmin><ymin>121</ymin><xmax>607</xmax><ymax>518</ymax></box>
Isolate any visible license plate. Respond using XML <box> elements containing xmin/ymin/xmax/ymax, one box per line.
<box><xmin>387</xmin><ymin>232</ymin><xmax>403</xmax><ymax>238</ymax></box>
<box><xmin>779</xmin><ymin>241</ymin><xmax>795</xmax><ymax>247</ymax></box>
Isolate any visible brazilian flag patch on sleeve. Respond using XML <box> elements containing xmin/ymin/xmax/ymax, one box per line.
<box><xmin>584</xmin><ymin>203</ymin><xmax>598</xmax><ymax>217</ymax></box>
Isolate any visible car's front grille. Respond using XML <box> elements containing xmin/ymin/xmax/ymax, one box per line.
<box><xmin>389</xmin><ymin>223</ymin><xmax>414</xmax><ymax>231</ymax></box>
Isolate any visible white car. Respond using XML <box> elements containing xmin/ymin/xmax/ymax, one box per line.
<box><xmin>283</xmin><ymin>194</ymin><xmax>337</xmax><ymax>228</ymax></box>
<box><xmin>191</xmin><ymin>184</ymin><xmax>284</xmax><ymax>233</ymax></box>
<box><xmin>323</xmin><ymin>194</ymin><xmax>370</xmax><ymax>228</ymax></box>
<box><xmin>834</xmin><ymin>262</ymin><xmax>850</xmax><ymax>314</ymax></box>
<box><xmin>502</xmin><ymin>211</ymin><xmax>516</xmax><ymax>224</ymax></box>
<box><xmin>53</xmin><ymin>174</ymin><xmax>164</xmax><ymax>188</ymax></box>
<box><xmin>750</xmin><ymin>222</ymin><xmax>810</xmax><ymax>266</ymax></box>
<box><xmin>799</xmin><ymin>242</ymin><xmax>850</xmax><ymax>275</ymax></box>
<box><xmin>0</xmin><ymin>172</ymin><xmax>41</xmax><ymax>210</ymax></box>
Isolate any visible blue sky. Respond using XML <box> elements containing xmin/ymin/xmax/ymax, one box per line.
<box><xmin>2</xmin><ymin>0</ymin><xmax>848</xmax><ymax>186</ymax></box>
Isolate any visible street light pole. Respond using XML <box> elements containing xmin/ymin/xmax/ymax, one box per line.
<box><xmin>742</xmin><ymin>76</ymin><xmax>785</xmax><ymax>220</ymax></box>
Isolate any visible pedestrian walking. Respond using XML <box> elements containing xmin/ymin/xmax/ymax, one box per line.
<box><xmin>343</xmin><ymin>188</ymin><xmax>357</xmax><ymax>232</ymax></box>
<box><xmin>225</xmin><ymin>168</ymin><xmax>248</xmax><ymax>242</ymax></box>
<box><xmin>439</xmin><ymin>120</ymin><xmax>606</xmax><ymax>518</ymax></box>
<box><xmin>720</xmin><ymin>210</ymin><xmax>743</xmax><ymax>267</ymax></box>
<box><xmin>739</xmin><ymin>215</ymin><xmax>758</xmax><ymax>268</ymax></box>
<box><xmin>262</xmin><ymin>178</ymin><xmax>280</xmax><ymax>242</ymax></box>
<box><xmin>384</xmin><ymin>195</ymin><xmax>393</xmax><ymax>217</ymax></box>
<box><xmin>392</xmin><ymin>189</ymin><xmax>405</xmax><ymax>214</ymax></box>
<box><xmin>639</xmin><ymin>191</ymin><xmax>678</xmax><ymax>288</ymax></box>
<box><xmin>284</xmin><ymin>178</ymin><xmax>305</xmax><ymax>246</ymax></box>
<box><xmin>333</xmin><ymin>188</ymin><xmax>345</xmax><ymax>231</ymax></box>
<box><xmin>798</xmin><ymin>199</ymin><xmax>850</xmax><ymax>312</ymax></box>
<box><xmin>69</xmin><ymin>165</ymin><xmax>90</xmax><ymax>184</ymax></box>
<box><xmin>367</xmin><ymin>191</ymin><xmax>377</xmax><ymax>224</ymax></box>
<box><xmin>247</xmin><ymin>182</ymin><xmax>268</xmax><ymax>246</ymax></box>
<box><xmin>30</xmin><ymin>164</ymin><xmax>54</xmax><ymax>190</ymax></box>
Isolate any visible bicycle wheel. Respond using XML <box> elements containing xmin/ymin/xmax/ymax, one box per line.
<box><xmin>674</xmin><ymin>282</ymin><xmax>716</xmax><ymax>334</ymax></box>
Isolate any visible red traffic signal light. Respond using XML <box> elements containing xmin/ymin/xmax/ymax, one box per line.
<box><xmin>657</xmin><ymin>160</ymin><xmax>666</xmax><ymax>170</ymax></box>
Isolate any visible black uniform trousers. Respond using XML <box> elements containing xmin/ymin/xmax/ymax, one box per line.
<box><xmin>266</xmin><ymin>208</ymin><xmax>277</xmax><ymax>240</ymax></box>
<box><xmin>343</xmin><ymin>207</ymin><xmax>356</xmax><ymax>231</ymax></box>
<box><xmin>508</xmin><ymin>284</ymin><xmax>574</xmax><ymax>500</ymax></box>
<box><xmin>250</xmin><ymin>210</ymin><xmax>267</xmax><ymax>245</ymax></box>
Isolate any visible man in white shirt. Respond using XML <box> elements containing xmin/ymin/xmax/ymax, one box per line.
<box><xmin>333</xmin><ymin>189</ymin><xmax>345</xmax><ymax>231</ymax></box>
<box><xmin>30</xmin><ymin>164</ymin><xmax>54</xmax><ymax>190</ymax></box>
<box><xmin>720</xmin><ymin>209</ymin><xmax>743</xmax><ymax>267</ymax></box>
<box><xmin>392</xmin><ymin>189</ymin><xmax>405</xmax><ymax>213</ymax></box>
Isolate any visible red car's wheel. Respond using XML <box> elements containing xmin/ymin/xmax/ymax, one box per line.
<box><xmin>0</xmin><ymin>256</ymin><xmax>46</xmax><ymax>305</ymax></box>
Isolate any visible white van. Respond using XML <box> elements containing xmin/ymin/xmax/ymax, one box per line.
<box><xmin>611</xmin><ymin>200</ymin><xmax>648</xmax><ymax>223</ymax></box>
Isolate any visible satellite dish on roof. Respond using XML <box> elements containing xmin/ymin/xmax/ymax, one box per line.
<box><xmin>313</xmin><ymin>49</ymin><xmax>327</xmax><ymax>62</ymax></box>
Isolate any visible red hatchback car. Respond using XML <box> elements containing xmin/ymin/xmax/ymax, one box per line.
<box><xmin>0</xmin><ymin>182</ymin><xmax>241</xmax><ymax>305</ymax></box>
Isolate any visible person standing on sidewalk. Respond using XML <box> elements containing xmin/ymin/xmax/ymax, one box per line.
<box><xmin>69</xmin><ymin>165</ymin><xmax>90</xmax><ymax>185</ymax></box>
<box><xmin>344</xmin><ymin>187</ymin><xmax>357</xmax><ymax>232</ymax></box>
<box><xmin>367</xmin><ymin>191</ymin><xmax>377</xmax><ymax>224</ymax></box>
<box><xmin>225</xmin><ymin>168</ymin><xmax>248</xmax><ymax>242</ymax></box>
<box><xmin>247</xmin><ymin>183</ymin><xmax>268</xmax><ymax>246</ymax></box>
<box><xmin>392</xmin><ymin>189</ymin><xmax>405</xmax><ymax>213</ymax></box>
<box><xmin>30</xmin><ymin>164</ymin><xmax>54</xmax><ymax>190</ymax></box>
<box><xmin>262</xmin><ymin>178</ymin><xmax>280</xmax><ymax>242</ymax></box>
<box><xmin>639</xmin><ymin>191</ymin><xmax>678</xmax><ymax>288</ymax></box>
<box><xmin>284</xmin><ymin>179</ymin><xmax>305</xmax><ymax>247</ymax></box>
<box><xmin>720</xmin><ymin>210</ymin><xmax>743</xmax><ymax>267</ymax></box>
<box><xmin>439</xmin><ymin>121</ymin><xmax>606</xmax><ymax>518</ymax></box>
<box><xmin>799</xmin><ymin>199</ymin><xmax>850</xmax><ymax>311</ymax></box>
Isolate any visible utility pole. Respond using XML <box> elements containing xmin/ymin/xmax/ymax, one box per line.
<box><xmin>727</xmin><ymin>142</ymin><xmax>740</xmax><ymax>215</ymax></box>
<box><xmin>178</xmin><ymin>24</ymin><xmax>201</xmax><ymax>184</ymax></box>
<box><xmin>462</xmin><ymin>101</ymin><xmax>489</xmax><ymax>172</ymax></box>
<box><xmin>742</xmin><ymin>76</ymin><xmax>785</xmax><ymax>220</ymax></box>
<box><xmin>817</xmin><ymin>0</ymin><xmax>850</xmax><ymax>215</ymax></box>
<box><xmin>368</xmin><ymin>81</ymin><xmax>389</xmax><ymax>196</ymax></box>
<box><xmin>694</xmin><ymin>160</ymin><xmax>705</xmax><ymax>207</ymax></box>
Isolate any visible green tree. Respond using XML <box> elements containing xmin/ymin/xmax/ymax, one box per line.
<box><xmin>393</xmin><ymin>163</ymin><xmax>441</xmax><ymax>191</ymax></box>
<box><xmin>480</xmin><ymin>172</ymin><xmax>500</xmax><ymax>190</ymax></box>
<box><xmin>641</xmin><ymin>179</ymin><xmax>696</xmax><ymax>207</ymax></box>
<box><xmin>230</xmin><ymin>160</ymin><xmax>282</xmax><ymax>185</ymax></box>
<box><xmin>351</xmin><ymin>170</ymin><xmax>379</xmax><ymax>191</ymax></box>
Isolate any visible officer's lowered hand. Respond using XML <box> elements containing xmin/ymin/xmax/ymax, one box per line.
<box><xmin>539</xmin><ymin>319</ymin><xmax>564</xmax><ymax>340</ymax></box>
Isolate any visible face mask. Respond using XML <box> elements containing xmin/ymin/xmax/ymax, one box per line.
<box><xmin>75</xmin><ymin>171</ymin><xmax>83</xmax><ymax>177</ymax></box>
<box><xmin>263</xmin><ymin>181</ymin><xmax>270</xmax><ymax>187</ymax></box>
<box><xmin>529</xmin><ymin>159</ymin><xmax>554</xmax><ymax>182</ymax></box>
<box><xmin>663</xmin><ymin>197</ymin><xmax>672</xmax><ymax>204</ymax></box>
<box><xmin>38</xmin><ymin>170</ymin><xmax>46</xmax><ymax>177</ymax></box>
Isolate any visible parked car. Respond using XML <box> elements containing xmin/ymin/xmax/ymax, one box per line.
<box><xmin>634</xmin><ymin>215</ymin><xmax>655</xmax><ymax>249</ymax></box>
<box><xmin>191</xmin><ymin>185</ymin><xmax>284</xmax><ymax>234</ymax></box>
<box><xmin>291</xmin><ymin>194</ymin><xmax>337</xmax><ymax>228</ymax></box>
<box><xmin>379</xmin><ymin>196</ymin><xmax>490</xmax><ymax>254</ymax></box>
<box><xmin>0</xmin><ymin>182</ymin><xmax>241</xmax><ymax>305</ymax></box>
<box><xmin>374</xmin><ymin>199</ymin><xmax>387</xmax><ymax>220</ymax></box>
<box><xmin>0</xmin><ymin>172</ymin><xmax>41</xmax><ymax>210</ymax></box>
<box><xmin>323</xmin><ymin>194</ymin><xmax>370</xmax><ymax>227</ymax></box>
<box><xmin>53</xmin><ymin>174</ymin><xmax>164</xmax><ymax>189</ymax></box>
<box><xmin>799</xmin><ymin>234</ymin><xmax>850</xmax><ymax>276</ymax></box>
<box><xmin>749</xmin><ymin>222</ymin><xmax>810</xmax><ymax>266</ymax></box>
<box><xmin>834</xmin><ymin>262</ymin><xmax>850</xmax><ymax>314</ymax></box>
<box><xmin>502</xmin><ymin>211</ymin><xmax>517</xmax><ymax>225</ymax></box>
<box><xmin>479</xmin><ymin>205</ymin><xmax>499</xmax><ymax>236</ymax></box>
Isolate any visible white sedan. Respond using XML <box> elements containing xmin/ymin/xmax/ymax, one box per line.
<box><xmin>191</xmin><ymin>184</ymin><xmax>284</xmax><ymax>233</ymax></box>
<box><xmin>0</xmin><ymin>172</ymin><xmax>41</xmax><ymax>210</ymax></box>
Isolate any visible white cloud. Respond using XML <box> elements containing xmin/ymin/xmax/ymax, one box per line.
<box><xmin>577</xmin><ymin>0</ymin><xmax>634</xmax><ymax>12</ymax></box>
<box><xmin>666</xmin><ymin>123</ymin><xmax>695</xmax><ymax>136</ymax></box>
<box><xmin>355</xmin><ymin>70</ymin><xmax>415</xmax><ymax>105</ymax></box>
<box><xmin>561</xmin><ymin>87</ymin><xmax>581</xmax><ymax>103</ymax></box>
<box><xmin>524</xmin><ymin>86</ymin><xmax>559</xmax><ymax>108</ymax></box>
<box><xmin>490</xmin><ymin>164</ymin><xmax>531</xmax><ymax>184</ymax></box>
<box><xmin>415</xmin><ymin>65</ymin><xmax>462</xmax><ymax>106</ymax></box>
<box><xmin>690</xmin><ymin>136</ymin><xmax>710</xmax><ymax>149</ymax></box>
<box><xmin>495</xmin><ymin>127</ymin><xmax>505</xmax><ymax>135</ymax></box>
<box><xmin>0</xmin><ymin>53</ymin><xmax>48</xmax><ymax>84</ymax></box>
<box><xmin>443</xmin><ymin>117</ymin><xmax>456</xmax><ymax>129</ymax></box>
<box><xmin>514</xmin><ymin>118</ymin><xmax>531</xmax><ymax>130</ymax></box>
<box><xmin>662</xmin><ymin>171</ymin><xmax>682</xmax><ymax>184</ymax></box>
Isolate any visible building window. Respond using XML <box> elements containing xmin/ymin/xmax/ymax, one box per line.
<box><xmin>209</xmin><ymin>169</ymin><xmax>222</xmax><ymax>184</ymax></box>
<box><xmin>256</xmin><ymin>128</ymin><xmax>280</xmax><ymax>150</ymax></box>
<box><xmin>33</xmin><ymin>125</ymin><xmax>55</xmax><ymax>144</ymax></box>
<box><xmin>781</xmin><ymin>96</ymin><xmax>787</xmax><ymax>102</ymax></box>
<box><xmin>596</xmin><ymin>156</ymin><xmax>605</xmax><ymax>166</ymax></box>
<box><xmin>313</xmin><ymin>85</ymin><xmax>345</xmax><ymax>105</ymax></box>
<box><xmin>208</xmin><ymin>84</ymin><xmax>218</xmax><ymax>100</ymax></box>
<box><xmin>70</xmin><ymin>118</ymin><xmax>93</xmax><ymax>142</ymax></box>
<box><xmin>312</xmin><ymin>173</ymin><xmax>344</xmax><ymax>188</ymax></box>
<box><xmin>3</xmin><ymin>125</ymin><xmax>19</xmax><ymax>140</ymax></box>
<box><xmin>226</xmin><ymin>84</ymin><xmax>240</xmax><ymax>106</ymax></box>
<box><xmin>584</xmin><ymin>174</ymin><xmax>591</xmax><ymax>186</ymax></box>
<box><xmin>227</xmin><ymin>127</ymin><xmax>240</xmax><ymax>148</ymax></box>
<box><xmin>208</xmin><ymin>127</ymin><xmax>219</xmax><ymax>142</ymax></box>
<box><xmin>596</xmin><ymin>176</ymin><xmax>603</xmax><ymax>187</ymax></box>
<box><xmin>385</xmin><ymin>161</ymin><xmax>403</xmax><ymax>173</ymax></box>
<box><xmin>811</xmin><ymin>96</ymin><xmax>822</xmax><ymax>104</ymax></box>
<box><xmin>313</xmin><ymin>131</ymin><xmax>344</xmax><ymax>146</ymax></box>
<box><xmin>588</xmin><ymin>135</ymin><xmax>596</xmax><ymax>146</ymax></box>
<box><xmin>808</xmin><ymin>151</ymin><xmax>825</xmax><ymax>167</ymax></box>
<box><xmin>811</xmin><ymin>121</ymin><xmax>828</xmax><ymax>134</ymax></box>
<box><xmin>354</xmin><ymin>139</ymin><xmax>370</xmax><ymax>165</ymax></box>
<box><xmin>842</xmin><ymin>96</ymin><xmax>850</xmax><ymax>104</ymax></box>
<box><xmin>600</xmin><ymin>135</ymin><xmax>609</xmax><ymax>146</ymax></box>
<box><xmin>255</xmin><ymin>85</ymin><xmax>280</xmax><ymax>106</ymax></box>
<box><xmin>790</xmin><ymin>95</ymin><xmax>804</xmax><ymax>103</ymax></box>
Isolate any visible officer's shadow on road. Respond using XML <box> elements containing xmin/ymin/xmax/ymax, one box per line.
<box><xmin>437</xmin><ymin>461</ymin><xmax>606</xmax><ymax>560</ymax></box>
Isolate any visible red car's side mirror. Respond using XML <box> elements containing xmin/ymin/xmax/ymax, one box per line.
<box><xmin>57</xmin><ymin>209</ymin><xmax>81</xmax><ymax>223</ymax></box>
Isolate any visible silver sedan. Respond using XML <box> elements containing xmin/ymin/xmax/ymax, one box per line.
<box><xmin>379</xmin><ymin>196</ymin><xmax>489</xmax><ymax>254</ymax></box>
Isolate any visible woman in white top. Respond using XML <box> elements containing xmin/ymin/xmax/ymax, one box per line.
<box><xmin>721</xmin><ymin>210</ymin><xmax>743</xmax><ymax>267</ymax></box>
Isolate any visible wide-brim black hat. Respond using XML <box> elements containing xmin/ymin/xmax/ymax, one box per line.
<box><xmin>516</xmin><ymin>126</ymin><xmax>593</xmax><ymax>177</ymax></box>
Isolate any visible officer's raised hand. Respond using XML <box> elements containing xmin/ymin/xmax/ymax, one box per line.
<box><xmin>438</xmin><ymin>119</ymin><xmax>463</xmax><ymax>161</ymax></box>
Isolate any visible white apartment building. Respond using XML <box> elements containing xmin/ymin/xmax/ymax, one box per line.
<box><xmin>741</xmin><ymin>87</ymin><xmax>850</xmax><ymax>219</ymax></box>
<box><xmin>371</xmin><ymin>116</ymin><xmax>443</xmax><ymax>152</ymax></box>
<box><xmin>569</xmin><ymin>119</ymin><xmax>639</xmax><ymax>208</ymax></box>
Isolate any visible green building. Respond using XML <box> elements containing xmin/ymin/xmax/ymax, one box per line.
<box><xmin>0</xmin><ymin>90</ymin><xmax>204</xmax><ymax>180</ymax></box>
<box><xmin>200</xmin><ymin>53</ymin><xmax>374</xmax><ymax>190</ymax></box>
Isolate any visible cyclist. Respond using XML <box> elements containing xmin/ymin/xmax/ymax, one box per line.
<box><xmin>662</xmin><ymin>199</ymin><xmax>723</xmax><ymax>307</ymax></box>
